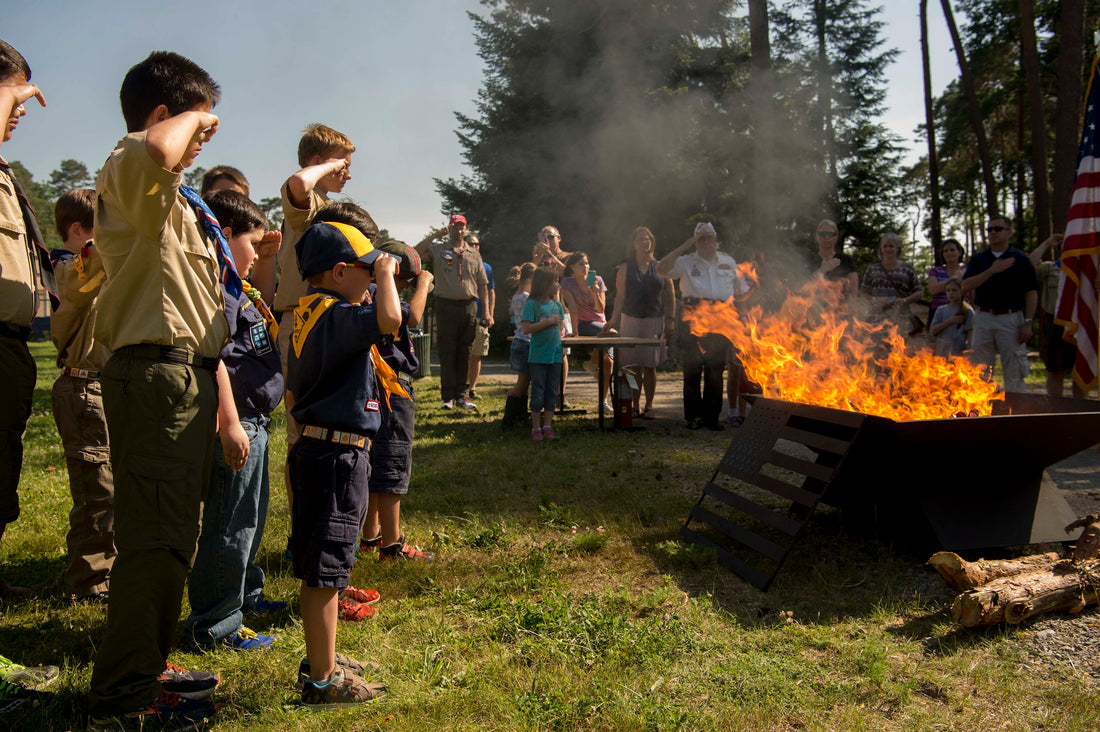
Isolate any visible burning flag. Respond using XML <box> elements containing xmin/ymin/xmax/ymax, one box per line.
<box><xmin>683</xmin><ymin>279</ymin><xmax>1000</xmax><ymax>421</ymax></box>
<box><xmin>1055</xmin><ymin>54</ymin><xmax>1100</xmax><ymax>390</ymax></box>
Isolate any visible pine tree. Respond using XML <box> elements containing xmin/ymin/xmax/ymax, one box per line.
<box><xmin>771</xmin><ymin>0</ymin><xmax>905</xmax><ymax>264</ymax></box>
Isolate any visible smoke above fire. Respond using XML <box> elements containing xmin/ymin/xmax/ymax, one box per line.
<box><xmin>683</xmin><ymin>275</ymin><xmax>1002</xmax><ymax>421</ymax></box>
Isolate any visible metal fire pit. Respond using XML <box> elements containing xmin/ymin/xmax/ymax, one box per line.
<box><xmin>681</xmin><ymin>393</ymin><xmax>1100</xmax><ymax>591</ymax></box>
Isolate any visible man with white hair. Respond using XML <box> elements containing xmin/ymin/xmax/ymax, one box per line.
<box><xmin>658</xmin><ymin>221</ymin><xmax>750</xmax><ymax>430</ymax></box>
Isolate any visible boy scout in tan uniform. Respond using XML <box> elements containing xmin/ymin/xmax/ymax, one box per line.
<box><xmin>88</xmin><ymin>51</ymin><xmax>228</xmax><ymax>725</ymax></box>
<box><xmin>49</xmin><ymin>189</ymin><xmax>114</xmax><ymax>604</ymax></box>
<box><xmin>273</xmin><ymin>123</ymin><xmax>358</xmax><ymax>452</ymax></box>
<box><xmin>0</xmin><ymin>39</ymin><xmax>50</xmax><ymax>598</ymax></box>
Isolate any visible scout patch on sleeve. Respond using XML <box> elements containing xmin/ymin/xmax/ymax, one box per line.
<box><xmin>292</xmin><ymin>293</ymin><xmax>338</xmax><ymax>357</ymax></box>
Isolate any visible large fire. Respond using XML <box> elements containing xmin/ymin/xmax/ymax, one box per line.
<box><xmin>683</xmin><ymin>271</ymin><xmax>1001</xmax><ymax>421</ymax></box>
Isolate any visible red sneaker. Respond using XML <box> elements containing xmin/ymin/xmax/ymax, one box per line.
<box><xmin>379</xmin><ymin>535</ymin><xmax>436</xmax><ymax>563</ymax></box>
<box><xmin>341</xmin><ymin>585</ymin><xmax>380</xmax><ymax>605</ymax></box>
<box><xmin>337</xmin><ymin>596</ymin><xmax>377</xmax><ymax>622</ymax></box>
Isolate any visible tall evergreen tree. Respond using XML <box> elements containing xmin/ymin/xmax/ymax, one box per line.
<box><xmin>437</xmin><ymin>0</ymin><xmax>751</xmax><ymax>272</ymax></box>
<box><xmin>771</xmin><ymin>0</ymin><xmax>905</xmax><ymax>264</ymax></box>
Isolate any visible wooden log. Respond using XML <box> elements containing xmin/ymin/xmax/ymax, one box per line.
<box><xmin>951</xmin><ymin>559</ymin><xmax>1100</xmax><ymax>627</ymax></box>
<box><xmin>928</xmin><ymin>551</ymin><xmax>1062</xmax><ymax>592</ymax></box>
<box><xmin>1066</xmin><ymin>514</ymin><xmax>1100</xmax><ymax>561</ymax></box>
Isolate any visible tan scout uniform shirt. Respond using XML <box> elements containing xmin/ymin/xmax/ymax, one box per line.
<box><xmin>51</xmin><ymin>247</ymin><xmax>111</xmax><ymax>370</ymax></box>
<box><xmin>273</xmin><ymin>184</ymin><xmax>328</xmax><ymax>313</ymax></box>
<box><xmin>0</xmin><ymin>161</ymin><xmax>37</xmax><ymax>326</ymax></box>
<box><xmin>93</xmin><ymin>132</ymin><xmax>228</xmax><ymax>358</ymax></box>
<box><xmin>423</xmin><ymin>240</ymin><xmax>487</xmax><ymax>300</ymax></box>
<box><xmin>1036</xmin><ymin>260</ymin><xmax>1062</xmax><ymax>316</ymax></box>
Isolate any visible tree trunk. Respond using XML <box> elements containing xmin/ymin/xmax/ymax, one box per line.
<box><xmin>1019</xmin><ymin>0</ymin><xmax>1052</xmax><ymax>241</ymax></box>
<box><xmin>921</xmin><ymin>0</ymin><xmax>943</xmax><ymax>263</ymax></box>
<box><xmin>940</xmin><ymin>0</ymin><xmax>999</xmax><ymax>217</ymax></box>
<box><xmin>1051</xmin><ymin>0</ymin><xmax>1087</xmax><ymax>233</ymax></box>
<box><xmin>814</xmin><ymin>0</ymin><xmax>837</xmax><ymax>182</ymax></box>
<box><xmin>748</xmin><ymin>0</ymin><xmax>778</xmax><ymax>254</ymax></box>
<box><xmin>951</xmin><ymin>559</ymin><xmax>1100</xmax><ymax>627</ymax></box>
<box><xmin>929</xmin><ymin>551</ymin><xmax>1061</xmax><ymax>592</ymax></box>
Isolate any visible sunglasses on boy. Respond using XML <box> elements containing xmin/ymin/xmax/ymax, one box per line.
<box><xmin>987</xmin><ymin>226</ymin><xmax>1009</xmax><ymax>233</ymax></box>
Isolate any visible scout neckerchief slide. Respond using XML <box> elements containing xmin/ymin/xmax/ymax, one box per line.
<box><xmin>179</xmin><ymin>185</ymin><xmax>243</xmax><ymax>299</ymax></box>
<box><xmin>242</xmin><ymin>280</ymin><xmax>278</xmax><ymax>341</ymax></box>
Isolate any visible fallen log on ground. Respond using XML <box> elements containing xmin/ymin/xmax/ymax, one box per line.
<box><xmin>930</xmin><ymin>515</ymin><xmax>1100</xmax><ymax>627</ymax></box>
<box><xmin>950</xmin><ymin>559</ymin><xmax>1100</xmax><ymax>627</ymax></box>
<box><xmin>928</xmin><ymin>551</ymin><xmax>1061</xmax><ymax>592</ymax></box>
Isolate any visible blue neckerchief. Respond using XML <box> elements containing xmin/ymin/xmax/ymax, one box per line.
<box><xmin>179</xmin><ymin>185</ymin><xmax>243</xmax><ymax>299</ymax></box>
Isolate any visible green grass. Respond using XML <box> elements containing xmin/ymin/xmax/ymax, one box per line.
<box><xmin>2</xmin><ymin>341</ymin><xmax>1098</xmax><ymax>730</ymax></box>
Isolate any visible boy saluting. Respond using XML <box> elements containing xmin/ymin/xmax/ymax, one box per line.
<box><xmin>88</xmin><ymin>51</ymin><xmax>233</xmax><ymax>727</ymax></box>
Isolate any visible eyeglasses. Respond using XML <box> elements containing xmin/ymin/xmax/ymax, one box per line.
<box><xmin>987</xmin><ymin>226</ymin><xmax>1008</xmax><ymax>233</ymax></box>
<box><xmin>817</xmin><ymin>231</ymin><xmax>838</xmax><ymax>238</ymax></box>
<box><xmin>545</xmin><ymin>233</ymin><xmax>560</xmax><ymax>239</ymax></box>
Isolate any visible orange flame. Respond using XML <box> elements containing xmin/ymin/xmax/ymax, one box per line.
<box><xmin>683</xmin><ymin>279</ymin><xmax>1001</xmax><ymax>421</ymax></box>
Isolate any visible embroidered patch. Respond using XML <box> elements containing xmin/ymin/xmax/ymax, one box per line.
<box><xmin>249</xmin><ymin>321</ymin><xmax>273</xmax><ymax>355</ymax></box>
<box><xmin>365</xmin><ymin>399</ymin><xmax>380</xmax><ymax>412</ymax></box>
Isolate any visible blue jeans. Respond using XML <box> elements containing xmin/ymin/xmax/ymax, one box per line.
<box><xmin>529</xmin><ymin>362</ymin><xmax>562</xmax><ymax>413</ymax></box>
<box><xmin>186</xmin><ymin>414</ymin><xmax>270</xmax><ymax>645</ymax></box>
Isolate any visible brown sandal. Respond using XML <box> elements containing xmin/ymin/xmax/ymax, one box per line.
<box><xmin>641</xmin><ymin>408</ymin><xmax>656</xmax><ymax>420</ymax></box>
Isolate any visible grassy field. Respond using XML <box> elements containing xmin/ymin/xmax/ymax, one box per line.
<box><xmin>2</xmin><ymin>341</ymin><xmax>1098</xmax><ymax>731</ymax></box>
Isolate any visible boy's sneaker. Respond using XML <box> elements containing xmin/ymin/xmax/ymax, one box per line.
<box><xmin>296</xmin><ymin>653</ymin><xmax>382</xmax><ymax>689</ymax></box>
<box><xmin>225</xmin><ymin>626</ymin><xmax>275</xmax><ymax>651</ymax></box>
<box><xmin>468</xmin><ymin>388</ymin><xmax>479</xmax><ymax>400</ymax></box>
<box><xmin>0</xmin><ymin>654</ymin><xmax>58</xmax><ymax>690</ymax></box>
<box><xmin>358</xmin><ymin>535</ymin><xmax>382</xmax><ymax>555</ymax></box>
<box><xmin>0</xmin><ymin>678</ymin><xmax>53</xmax><ymax>716</ymax></box>
<box><xmin>338</xmin><ymin>596</ymin><xmax>377</xmax><ymax>622</ymax></box>
<box><xmin>440</xmin><ymin>400</ymin><xmax>454</xmax><ymax>410</ymax></box>
<box><xmin>457</xmin><ymin>397</ymin><xmax>477</xmax><ymax>409</ymax></box>
<box><xmin>158</xmin><ymin>662</ymin><xmax>220</xmax><ymax>701</ymax></box>
<box><xmin>92</xmin><ymin>690</ymin><xmax>216</xmax><ymax>728</ymax></box>
<box><xmin>301</xmin><ymin>669</ymin><xmax>386</xmax><ymax>708</ymax></box>
<box><xmin>341</xmin><ymin>585</ymin><xmax>380</xmax><ymax>605</ymax></box>
<box><xmin>379</xmin><ymin>535</ymin><xmax>436</xmax><ymax>563</ymax></box>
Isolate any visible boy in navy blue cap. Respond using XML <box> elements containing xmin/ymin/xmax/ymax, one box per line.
<box><xmin>288</xmin><ymin>221</ymin><xmax>400</xmax><ymax>707</ymax></box>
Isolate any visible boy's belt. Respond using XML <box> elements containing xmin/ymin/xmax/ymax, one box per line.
<box><xmin>63</xmin><ymin>367</ymin><xmax>100</xmax><ymax>380</ymax></box>
<box><xmin>116</xmin><ymin>344</ymin><xmax>220</xmax><ymax>371</ymax></box>
<box><xmin>398</xmin><ymin>372</ymin><xmax>413</xmax><ymax>387</ymax></box>
<box><xmin>300</xmin><ymin>424</ymin><xmax>370</xmax><ymax>450</ymax></box>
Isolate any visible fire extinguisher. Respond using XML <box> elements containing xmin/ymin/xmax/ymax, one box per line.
<box><xmin>617</xmin><ymin>369</ymin><xmax>633</xmax><ymax>428</ymax></box>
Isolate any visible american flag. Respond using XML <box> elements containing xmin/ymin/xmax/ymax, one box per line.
<box><xmin>1055</xmin><ymin>55</ymin><xmax>1100</xmax><ymax>389</ymax></box>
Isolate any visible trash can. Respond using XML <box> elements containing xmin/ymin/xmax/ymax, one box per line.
<box><xmin>410</xmin><ymin>328</ymin><xmax>431</xmax><ymax>378</ymax></box>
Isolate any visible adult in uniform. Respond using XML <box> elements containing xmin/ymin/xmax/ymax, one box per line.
<box><xmin>415</xmin><ymin>214</ymin><xmax>490</xmax><ymax>409</ymax></box>
<box><xmin>961</xmin><ymin>214</ymin><xmax>1039</xmax><ymax>393</ymax></box>
<box><xmin>657</xmin><ymin>222</ymin><xmax>750</xmax><ymax>430</ymax></box>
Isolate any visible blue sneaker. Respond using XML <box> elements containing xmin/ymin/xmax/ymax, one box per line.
<box><xmin>226</xmin><ymin>626</ymin><xmax>275</xmax><ymax>651</ymax></box>
<box><xmin>91</xmin><ymin>691</ymin><xmax>216</xmax><ymax>728</ymax></box>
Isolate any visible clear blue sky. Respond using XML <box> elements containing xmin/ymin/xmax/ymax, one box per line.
<box><xmin>5</xmin><ymin>1</ymin><xmax>954</xmax><ymax>245</ymax></box>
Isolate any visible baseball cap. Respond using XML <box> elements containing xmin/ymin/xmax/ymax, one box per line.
<box><xmin>694</xmin><ymin>222</ymin><xmax>717</xmax><ymax>237</ymax></box>
<box><xmin>296</xmin><ymin>221</ymin><xmax>385</xmax><ymax>278</ymax></box>
<box><xmin>449</xmin><ymin>214</ymin><xmax>467</xmax><ymax>226</ymax></box>
<box><xmin>374</xmin><ymin>239</ymin><xmax>421</xmax><ymax>281</ymax></box>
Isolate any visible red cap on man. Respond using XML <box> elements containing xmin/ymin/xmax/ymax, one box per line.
<box><xmin>449</xmin><ymin>214</ymin><xmax>467</xmax><ymax>226</ymax></box>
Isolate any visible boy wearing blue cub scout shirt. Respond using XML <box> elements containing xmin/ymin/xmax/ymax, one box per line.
<box><xmin>185</xmin><ymin>190</ymin><xmax>286</xmax><ymax>652</ymax></box>
<box><xmin>288</xmin><ymin>221</ymin><xmax>400</xmax><ymax>706</ymax></box>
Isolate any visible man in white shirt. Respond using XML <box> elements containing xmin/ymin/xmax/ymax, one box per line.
<box><xmin>657</xmin><ymin>222</ymin><xmax>749</xmax><ymax>430</ymax></box>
